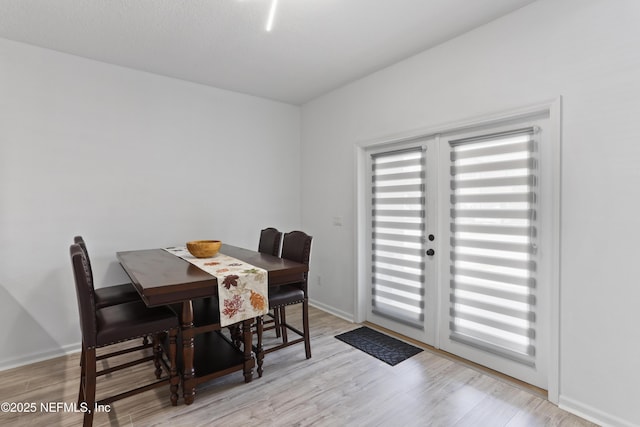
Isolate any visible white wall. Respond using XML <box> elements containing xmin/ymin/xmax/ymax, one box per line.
<box><xmin>301</xmin><ymin>0</ymin><xmax>640</xmax><ymax>425</ymax></box>
<box><xmin>0</xmin><ymin>38</ymin><xmax>301</xmax><ymax>368</ymax></box>
<box><xmin>2</xmin><ymin>0</ymin><xmax>639</xmax><ymax>424</ymax></box>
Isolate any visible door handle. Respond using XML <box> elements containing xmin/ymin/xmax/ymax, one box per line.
<box><xmin>426</xmin><ymin>249</ymin><xmax>435</xmax><ymax>256</ymax></box>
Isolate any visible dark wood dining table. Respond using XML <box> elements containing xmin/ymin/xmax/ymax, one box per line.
<box><xmin>116</xmin><ymin>244</ymin><xmax>309</xmax><ymax>404</ymax></box>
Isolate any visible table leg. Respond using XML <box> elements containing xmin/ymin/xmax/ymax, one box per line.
<box><xmin>229</xmin><ymin>324</ymin><xmax>242</xmax><ymax>348</ymax></box>
<box><xmin>181</xmin><ymin>300</ymin><xmax>196</xmax><ymax>405</ymax></box>
<box><xmin>169</xmin><ymin>329</ymin><xmax>179</xmax><ymax>406</ymax></box>
<box><xmin>256</xmin><ymin>315</ymin><xmax>264</xmax><ymax>377</ymax></box>
<box><xmin>242</xmin><ymin>319</ymin><xmax>254</xmax><ymax>383</ymax></box>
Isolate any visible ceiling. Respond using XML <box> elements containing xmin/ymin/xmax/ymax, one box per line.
<box><xmin>0</xmin><ymin>0</ymin><xmax>536</xmax><ymax>105</ymax></box>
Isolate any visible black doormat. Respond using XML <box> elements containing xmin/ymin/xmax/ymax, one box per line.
<box><xmin>335</xmin><ymin>326</ymin><xmax>423</xmax><ymax>366</ymax></box>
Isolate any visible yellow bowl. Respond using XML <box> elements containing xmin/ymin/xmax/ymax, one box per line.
<box><xmin>186</xmin><ymin>240</ymin><xmax>222</xmax><ymax>258</ymax></box>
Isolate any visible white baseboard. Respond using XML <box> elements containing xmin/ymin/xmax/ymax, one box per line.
<box><xmin>0</xmin><ymin>342</ymin><xmax>81</xmax><ymax>372</ymax></box>
<box><xmin>559</xmin><ymin>395</ymin><xmax>637</xmax><ymax>427</ymax></box>
<box><xmin>309</xmin><ymin>299</ymin><xmax>355</xmax><ymax>323</ymax></box>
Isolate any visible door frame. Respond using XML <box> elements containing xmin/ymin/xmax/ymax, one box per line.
<box><xmin>354</xmin><ymin>98</ymin><xmax>561</xmax><ymax>403</ymax></box>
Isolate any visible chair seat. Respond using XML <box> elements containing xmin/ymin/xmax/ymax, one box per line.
<box><xmin>269</xmin><ymin>285</ymin><xmax>305</xmax><ymax>307</ymax></box>
<box><xmin>95</xmin><ymin>283</ymin><xmax>140</xmax><ymax>309</ymax></box>
<box><xmin>96</xmin><ymin>301</ymin><xmax>179</xmax><ymax>348</ymax></box>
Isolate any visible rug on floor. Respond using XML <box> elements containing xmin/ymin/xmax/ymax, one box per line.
<box><xmin>335</xmin><ymin>326</ymin><xmax>423</xmax><ymax>366</ymax></box>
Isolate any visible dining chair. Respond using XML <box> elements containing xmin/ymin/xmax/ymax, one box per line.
<box><xmin>74</xmin><ymin>236</ymin><xmax>140</xmax><ymax>308</ymax></box>
<box><xmin>70</xmin><ymin>244</ymin><xmax>179</xmax><ymax>427</ymax></box>
<box><xmin>74</xmin><ymin>236</ymin><xmax>152</xmax><ymax>369</ymax></box>
<box><xmin>262</xmin><ymin>230</ymin><xmax>313</xmax><ymax>359</ymax></box>
<box><xmin>255</xmin><ymin>227</ymin><xmax>285</xmax><ymax>339</ymax></box>
<box><xmin>227</xmin><ymin>227</ymin><xmax>284</xmax><ymax>347</ymax></box>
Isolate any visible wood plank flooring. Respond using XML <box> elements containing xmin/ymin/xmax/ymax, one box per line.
<box><xmin>0</xmin><ymin>306</ymin><xmax>596</xmax><ymax>426</ymax></box>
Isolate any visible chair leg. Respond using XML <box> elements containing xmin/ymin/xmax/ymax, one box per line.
<box><xmin>280</xmin><ymin>307</ymin><xmax>288</xmax><ymax>344</ymax></box>
<box><xmin>168</xmin><ymin>329</ymin><xmax>179</xmax><ymax>406</ymax></box>
<box><xmin>273</xmin><ymin>307</ymin><xmax>281</xmax><ymax>338</ymax></box>
<box><xmin>82</xmin><ymin>347</ymin><xmax>97</xmax><ymax>427</ymax></box>
<box><xmin>303</xmin><ymin>299</ymin><xmax>311</xmax><ymax>359</ymax></box>
<box><xmin>77</xmin><ymin>344</ymin><xmax>86</xmax><ymax>406</ymax></box>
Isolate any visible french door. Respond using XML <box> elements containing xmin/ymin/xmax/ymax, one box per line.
<box><xmin>365</xmin><ymin>119</ymin><xmax>550</xmax><ymax>389</ymax></box>
<box><xmin>367</xmin><ymin>137</ymin><xmax>439</xmax><ymax>345</ymax></box>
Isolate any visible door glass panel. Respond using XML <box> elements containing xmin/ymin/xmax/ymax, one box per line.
<box><xmin>448</xmin><ymin>128</ymin><xmax>538</xmax><ymax>366</ymax></box>
<box><xmin>370</xmin><ymin>147</ymin><xmax>426</xmax><ymax>329</ymax></box>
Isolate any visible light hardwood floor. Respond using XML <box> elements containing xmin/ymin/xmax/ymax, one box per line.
<box><xmin>0</xmin><ymin>306</ymin><xmax>596</xmax><ymax>427</ymax></box>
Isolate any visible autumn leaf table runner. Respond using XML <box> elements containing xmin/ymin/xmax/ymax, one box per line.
<box><xmin>164</xmin><ymin>247</ymin><xmax>268</xmax><ymax>327</ymax></box>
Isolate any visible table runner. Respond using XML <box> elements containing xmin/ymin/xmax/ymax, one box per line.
<box><xmin>164</xmin><ymin>247</ymin><xmax>268</xmax><ymax>327</ymax></box>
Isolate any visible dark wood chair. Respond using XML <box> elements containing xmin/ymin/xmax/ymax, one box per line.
<box><xmin>74</xmin><ymin>236</ymin><xmax>151</xmax><ymax>368</ymax></box>
<box><xmin>261</xmin><ymin>230</ymin><xmax>312</xmax><ymax>359</ymax></box>
<box><xmin>70</xmin><ymin>244</ymin><xmax>179</xmax><ymax>427</ymax></box>
<box><xmin>74</xmin><ymin>236</ymin><xmax>140</xmax><ymax>308</ymax></box>
<box><xmin>256</xmin><ymin>227</ymin><xmax>285</xmax><ymax>338</ymax></box>
<box><xmin>228</xmin><ymin>227</ymin><xmax>285</xmax><ymax>347</ymax></box>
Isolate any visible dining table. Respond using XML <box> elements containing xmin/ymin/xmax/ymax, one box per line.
<box><xmin>116</xmin><ymin>243</ymin><xmax>309</xmax><ymax>405</ymax></box>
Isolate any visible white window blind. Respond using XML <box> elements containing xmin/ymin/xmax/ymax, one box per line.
<box><xmin>371</xmin><ymin>147</ymin><xmax>426</xmax><ymax>329</ymax></box>
<box><xmin>449</xmin><ymin>128</ymin><xmax>538</xmax><ymax>366</ymax></box>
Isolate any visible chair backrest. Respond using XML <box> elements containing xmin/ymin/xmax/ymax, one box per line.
<box><xmin>73</xmin><ymin>236</ymin><xmax>91</xmax><ymax>268</ymax></box>
<box><xmin>258</xmin><ymin>227</ymin><xmax>283</xmax><ymax>256</ymax></box>
<box><xmin>281</xmin><ymin>231</ymin><xmax>312</xmax><ymax>294</ymax></box>
<box><xmin>74</xmin><ymin>236</ymin><xmax>97</xmax><ymax>293</ymax></box>
<box><xmin>281</xmin><ymin>231</ymin><xmax>313</xmax><ymax>280</ymax></box>
<box><xmin>70</xmin><ymin>243</ymin><xmax>97</xmax><ymax>348</ymax></box>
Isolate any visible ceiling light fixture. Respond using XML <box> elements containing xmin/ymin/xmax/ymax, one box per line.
<box><xmin>266</xmin><ymin>0</ymin><xmax>279</xmax><ymax>32</ymax></box>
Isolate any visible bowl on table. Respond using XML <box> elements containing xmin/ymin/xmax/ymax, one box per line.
<box><xmin>186</xmin><ymin>240</ymin><xmax>222</xmax><ymax>258</ymax></box>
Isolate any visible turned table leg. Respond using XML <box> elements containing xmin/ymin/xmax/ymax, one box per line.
<box><xmin>242</xmin><ymin>319</ymin><xmax>254</xmax><ymax>383</ymax></box>
<box><xmin>181</xmin><ymin>300</ymin><xmax>196</xmax><ymax>405</ymax></box>
<box><xmin>169</xmin><ymin>330</ymin><xmax>179</xmax><ymax>406</ymax></box>
<box><xmin>256</xmin><ymin>315</ymin><xmax>264</xmax><ymax>378</ymax></box>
